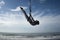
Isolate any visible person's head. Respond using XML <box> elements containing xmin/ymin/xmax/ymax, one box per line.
<box><xmin>36</xmin><ymin>20</ymin><xmax>39</xmax><ymax>25</ymax></box>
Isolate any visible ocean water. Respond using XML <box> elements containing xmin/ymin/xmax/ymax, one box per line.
<box><xmin>0</xmin><ymin>33</ymin><xmax>60</xmax><ymax>40</ymax></box>
<box><xmin>0</xmin><ymin>35</ymin><xmax>60</xmax><ymax>40</ymax></box>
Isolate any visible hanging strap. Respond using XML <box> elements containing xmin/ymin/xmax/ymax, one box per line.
<box><xmin>29</xmin><ymin>0</ymin><xmax>31</xmax><ymax>15</ymax></box>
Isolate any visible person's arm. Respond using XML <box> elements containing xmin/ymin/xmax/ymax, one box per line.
<box><xmin>20</xmin><ymin>7</ymin><xmax>29</xmax><ymax>19</ymax></box>
<box><xmin>20</xmin><ymin>7</ymin><xmax>26</xmax><ymax>15</ymax></box>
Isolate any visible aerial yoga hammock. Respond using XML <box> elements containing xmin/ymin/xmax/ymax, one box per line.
<box><xmin>20</xmin><ymin>0</ymin><xmax>39</xmax><ymax>26</ymax></box>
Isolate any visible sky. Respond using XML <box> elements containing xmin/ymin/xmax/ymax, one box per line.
<box><xmin>0</xmin><ymin>0</ymin><xmax>60</xmax><ymax>33</ymax></box>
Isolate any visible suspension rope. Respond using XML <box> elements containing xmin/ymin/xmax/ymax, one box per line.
<box><xmin>29</xmin><ymin>0</ymin><xmax>32</xmax><ymax>15</ymax></box>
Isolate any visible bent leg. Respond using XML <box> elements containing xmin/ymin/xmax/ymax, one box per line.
<box><xmin>20</xmin><ymin>7</ymin><xmax>29</xmax><ymax>19</ymax></box>
<box><xmin>29</xmin><ymin>13</ymin><xmax>35</xmax><ymax>21</ymax></box>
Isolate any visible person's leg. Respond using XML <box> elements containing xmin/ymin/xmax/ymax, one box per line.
<box><xmin>20</xmin><ymin>7</ymin><xmax>29</xmax><ymax>19</ymax></box>
<box><xmin>29</xmin><ymin>13</ymin><xmax>35</xmax><ymax>21</ymax></box>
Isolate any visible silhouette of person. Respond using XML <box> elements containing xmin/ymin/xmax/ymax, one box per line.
<box><xmin>20</xmin><ymin>7</ymin><xmax>39</xmax><ymax>26</ymax></box>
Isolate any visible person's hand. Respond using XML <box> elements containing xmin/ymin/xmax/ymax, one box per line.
<box><xmin>20</xmin><ymin>7</ymin><xmax>23</xmax><ymax>9</ymax></box>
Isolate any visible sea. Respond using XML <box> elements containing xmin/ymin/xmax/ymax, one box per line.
<box><xmin>0</xmin><ymin>32</ymin><xmax>60</xmax><ymax>40</ymax></box>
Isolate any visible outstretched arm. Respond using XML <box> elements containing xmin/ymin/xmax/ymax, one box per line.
<box><xmin>20</xmin><ymin>7</ymin><xmax>29</xmax><ymax>19</ymax></box>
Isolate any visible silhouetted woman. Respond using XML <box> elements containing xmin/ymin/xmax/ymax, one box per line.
<box><xmin>20</xmin><ymin>7</ymin><xmax>39</xmax><ymax>26</ymax></box>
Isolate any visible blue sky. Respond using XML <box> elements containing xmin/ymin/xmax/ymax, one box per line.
<box><xmin>0</xmin><ymin>0</ymin><xmax>60</xmax><ymax>33</ymax></box>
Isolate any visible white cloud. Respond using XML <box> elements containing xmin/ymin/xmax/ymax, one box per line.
<box><xmin>0</xmin><ymin>0</ymin><xmax>5</xmax><ymax>8</ymax></box>
<box><xmin>33</xmin><ymin>10</ymin><xmax>60</xmax><ymax>24</ymax></box>
<box><xmin>10</xmin><ymin>6</ymin><xmax>28</xmax><ymax>11</ymax></box>
<box><xmin>0</xmin><ymin>11</ymin><xmax>29</xmax><ymax>27</ymax></box>
<box><xmin>0</xmin><ymin>11</ymin><xmax>33</xmax><ymax>33</ymax></box>
<box><xmin>33</xmin><ymin>11</ymin><xmax>60</xmax><ymax>33</ymax></box>
<box><xmin>0</xmin><ymin>10</ymin><xmax>60</xmax><ymax>33</ymax></box>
